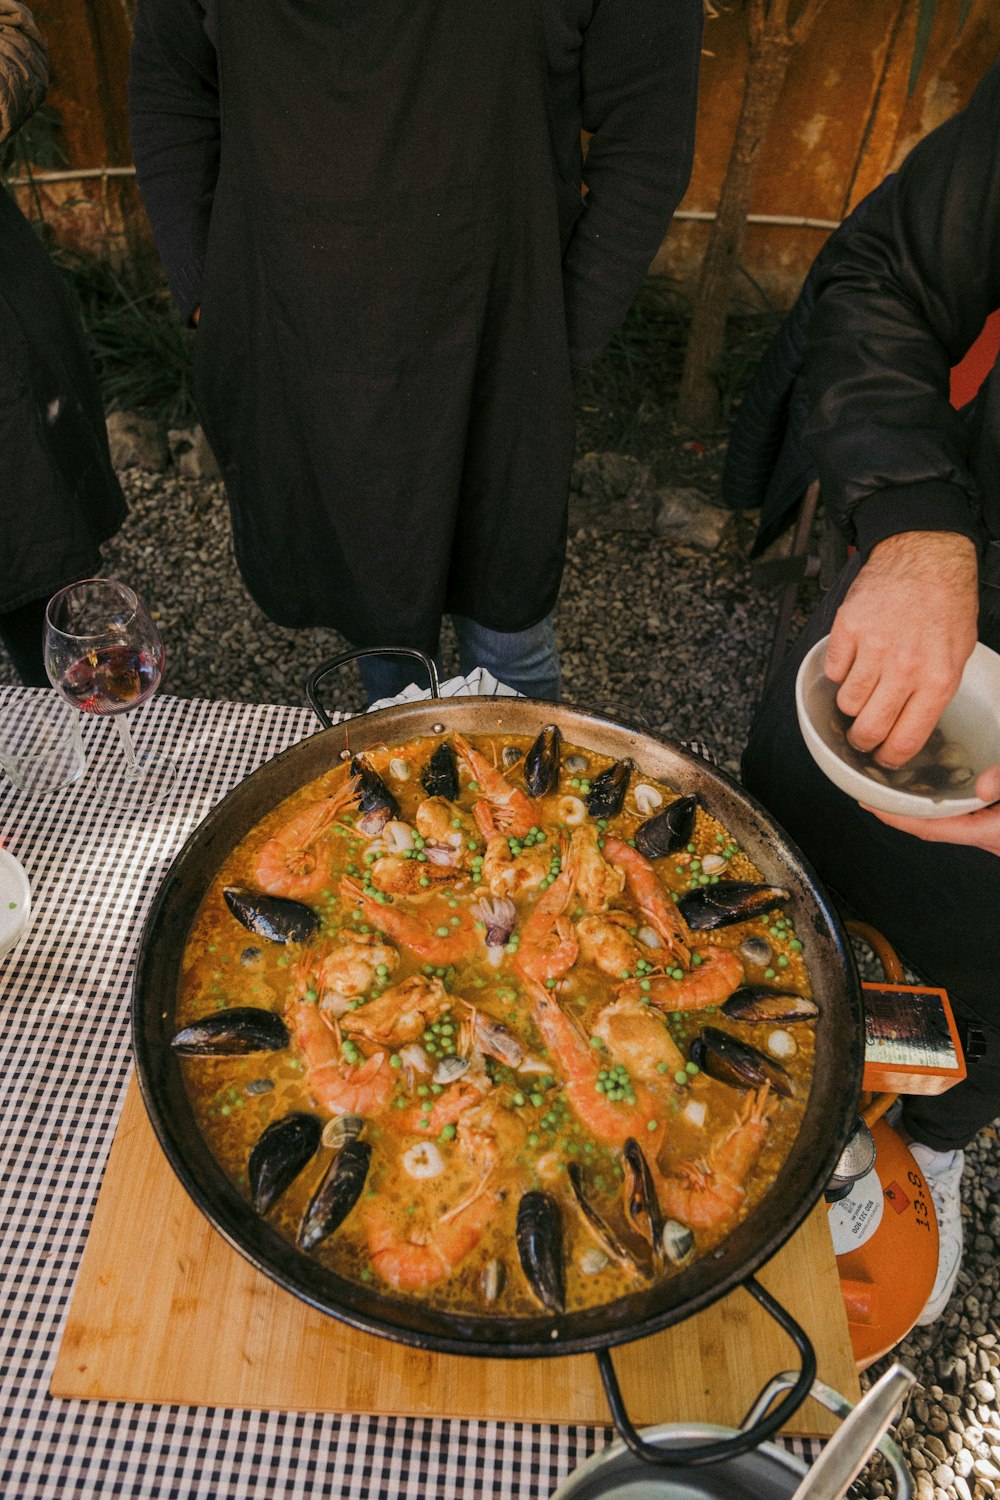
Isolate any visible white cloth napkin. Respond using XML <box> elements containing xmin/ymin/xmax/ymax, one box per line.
<box><xmin>367</xmin><ymin>667</ymin><xmax>521</xmax><ymax>713</ymax></box>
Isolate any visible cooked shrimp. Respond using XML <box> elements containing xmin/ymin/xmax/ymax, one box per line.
<box><xmin>455</xmin><ymin>1087</ymin><xmax>531</xmax><ymax>1172</ymax></box>
<box><xmin>481</xmin><ymin>833</ymin><xmax>552</xmax><ymax>897</ymax></box>
<box><xmin>415</xmin><ymin>796</ymin><xmax>472</xmax><ymax>849</ymax></box>
<box><xmin>342</xmin><ymin>974</ymin><xmax>450</xmax><ymax>1048</ymax></box>
<box><xmin>602</xmin><ymin>836</ymin><xmax>692</xmax><ymax>966</ymax></box>
<box><xmin>568</xmin><ymin>826</ymin><xmax>626</xmax><ymax>912</ymax></box>
<box><xmin>294</xmin><ymin>933</ymin><xmax>399</xmax><ymax>1010</ymax></box>
<box><xmin>368</xmin><ymin>853</ymin><xmax>456</xmax><ymax>896</ymax></box>
<box><xmin>657</xmin><ymin>1085</ymin><xmax>773</xmax><ymax>1229</ymax></box>
<box><xmin>253</xmin><ymin>777</ymin><xmax>359</xmax><ymax>901</ymax></box>
<box><xmin>576</xmin><ymin>911</ymin><xmax>649</xmax><ymax>978</ymax></box>
<box><xmin>619</xmin><ymin>946</ymin><xmax>744</xmax><ymax>1012</ymax></box>
<box><xmin>591</xmin><ymin>996</ymin><xmax>685</xmax><ymax>1083</ymax></box>
<box><xmin>452</xmin><ymin>731</ymin><xmax>535</xmax><ymax>839</ymax></box>
<box><xmin>512</xmin><ymin>855</ymin><xmax>579</xmax><ymax>983</ymax></box>
<box><xmin>365</xmin><ymin>1179</ymin><xmax>497</xmax><ymax>1290</ymax></box>
<box><xmin>289</xmin><ymin>1000</ymin><xmax>396</xmax><ymax>1117</ymax></box>
<box><xmin>522</xmin><ymin>977</ymin><xmax>663</xmax><ymax>1150</ymax></box>
<box><xmin>339</xmin><ymin>877</ymin><xmax>481</xmax><ymax>964</ymax></box>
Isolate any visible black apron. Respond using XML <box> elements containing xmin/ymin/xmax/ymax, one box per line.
<box><xmin>196</xmin><ymin>0</ymin><xmax>576</xmax><ymax>652</ymax></box>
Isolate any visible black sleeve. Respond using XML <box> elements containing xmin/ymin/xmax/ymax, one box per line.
<box><xmin>128</xmin><ymin>0</ymin><xmax>220</xmax><ymax>324</ymax></box>
<box><xmin>803</xmin><ymin>61</ymin><xmax>1000</xmax><ymax>558</ymax></box>
<box><xmin>564</xmin><ymin>0</ymin><xmax>702</xmax><ymax>371</ymax></box>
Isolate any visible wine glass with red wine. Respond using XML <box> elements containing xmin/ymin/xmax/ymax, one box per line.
<box><xmin>44</xmin><ymin>578</ymin><xmax>175</xmax><ymax>804</ymax></box>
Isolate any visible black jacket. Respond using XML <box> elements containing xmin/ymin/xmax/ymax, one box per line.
<box><xmin>803</xmin><ymin>59</ymin><xmax>1000</xmax><ymax>597</ymax></box>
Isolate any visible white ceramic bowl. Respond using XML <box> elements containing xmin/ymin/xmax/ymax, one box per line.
<box><xmin>0</xmin><ymin>846</ymin><xmax>31</xmax><ymax>959</ymax></box>
<box><xmin>795</xmin><ymin>637</ymin><xmax>1000</xmax><ymax>819</ymax></box>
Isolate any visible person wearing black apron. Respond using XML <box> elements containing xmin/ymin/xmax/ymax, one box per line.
<box><xmin>129</xmin><ymin>0</ymin><xmax>702</xmax><ymax>702</ymax></box>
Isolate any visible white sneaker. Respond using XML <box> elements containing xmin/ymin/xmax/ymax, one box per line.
<box><xmin>909</xmin><ymin>1143</ymin><xmax>965</xmax><ymax>1326</ymax></box>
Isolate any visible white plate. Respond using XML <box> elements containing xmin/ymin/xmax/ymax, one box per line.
<box><xmin>795</xmin><ymin>638</ymin><xmax>1000</xmax><ymax>819</ymax></box>
<box><xmin>0</xmin><ymin>847</ymin><xmax>31</xmax><ymax>958</ymax></box>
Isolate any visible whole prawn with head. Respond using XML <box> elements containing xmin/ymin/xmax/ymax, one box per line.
<box><xmin>451</xmin><ymin>731</ymin><xmax>537</xmax><ymax>840</ymax></box>
<box><xmin>339</xmin><ymin>876</ymin><xmax>482</xmax><ymax>966</ymax></box>
<box><xmin>657</xmin><ymin>1084</ymin><xmax>774</xmax><ymax>1230</ymax></box>
<box><xmin>254</xmin><ymin>776</ymin><xmax>360</xmax><ymax>902</ymax></box>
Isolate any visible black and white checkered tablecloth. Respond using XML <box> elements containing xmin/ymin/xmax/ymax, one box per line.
<box><xmin>0</xmin><ymin>686</ymin><xmax>818</xmax><ymax>1500</ymax></box>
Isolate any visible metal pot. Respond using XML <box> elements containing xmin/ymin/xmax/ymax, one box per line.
<box><xmin>131</xmin><ymin>651</ymin><xmax>865</xmax><ymax>1465</ymax></box>
<box><xmin>549</xmin><ymin>1371</ymin><xmax>914</xmax><ymax>1498</ymax></box>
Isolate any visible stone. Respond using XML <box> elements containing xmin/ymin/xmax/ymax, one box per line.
<box><xmin>572</xmin><ymin>450</ymin><xmax>650</xmax><ymax>502</ymax></box>
<box><xmin>924</xmin><ymin>1434</ymin><xmax>948</xmax><ymax>1462</ymax></box>
<box><xmin>167</xmin><ymin>424</ymin><xmax>222</xmax><ymax>481</ymax></box>
<box><xmin>932</xmin><ymin>1463</ymin><xmax>956</xmax><ymax>1488</ymax></box>
<box><xmin>915</xmin><ymin>1474</ymin><xmax>935</xmax><ymax>1500</ymax></box>
<box><xmin>653</xmin><ymin>487</ymin><xmax>731</xmax><ymax>550</ymax></box>
<box><xmin>106</xmin><ymin>410</ymin><xmax>168</xmax><ymax>471</ymax></box>
<box><xmin>972</xmin><ymin>1380</ymin><xmax>997</xmax><ymax>1404</ymax></box>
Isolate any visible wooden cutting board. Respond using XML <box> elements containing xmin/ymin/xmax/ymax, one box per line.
<box><xmin>52</xmin><ymin>1078</ymin><xmax>859</xmax><ymax>1433</ymax></box>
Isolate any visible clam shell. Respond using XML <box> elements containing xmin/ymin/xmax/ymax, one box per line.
<box><xmin>321</xmin><ymin>1113</ymin><xmax>365</xmax><ymax>1150</ymax></box>
<box><xmin>433</xmin><ymin>1055</ymin><xmax>470</xmax><ymax>1085</ymax></box>
<box><xmin>481</xmin><ymin>1258</ymin><xmax>506</xmax><ymax>1301</ymax></box>
<box><xmin>662</xmin><ymin>1219</ymin><xmax>694</xmax><ymax>1265</ymax></box>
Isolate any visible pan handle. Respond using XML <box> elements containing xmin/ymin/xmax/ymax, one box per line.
<box><xmin>595</xmin><ymin>1274</ymin><xmax>816</xmax><ymax>1467</ymax></box>
<box><xmin>745</xmin><ymin>1370</ymin><xmax>913</xmax><ymax>1498</ymax></box>
<box><xmin>305</xmin><ymin>648</ymin><xmax>442</xmax><ymax>727</ymax></box>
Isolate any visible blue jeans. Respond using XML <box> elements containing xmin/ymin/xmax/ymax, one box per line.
<box><xmin>356</xmin><ymin>612</ymin><xmax>561</xmax><ymax>704</ymax></box>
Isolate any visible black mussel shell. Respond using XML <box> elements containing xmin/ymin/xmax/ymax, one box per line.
<box><xmin>690</xmin><ymin>1026</ymin><xmax>794</xmax><ymax>1098</ymax></box>
<box><xmin>623</xmin><ymin>1138</ymin><xmax>665</xmax><ymax>1271</ymax></box>
<box><xmin>721</xmin><ymin>987</ymin><xmax>819</xmax><ymax>1023</ymax></box>
<box><xmin>524</xmin><ymin>725</ymin><xmax>562</xmax><ymax>798</ymax></box>
<box><xmin>350</xmin><ymin>754</ymin><xmax>401</xmax><ymax>820</ymax></box>
<box><xmin>249</xmin><ymin>1112</ymin><xmax>322</xmax><ymax>1214</ymax></box>
<box><xmin>170</xmin><ymin>1006</ymin><xmax>290</xmax><ymax>1055</ymax></box>
<box><xmin>421</xmin><ymin>741</ymin><xmax>460</xmax><ymax>800</ymax></box>
<box><xmin>585</xmin><ymin>758</ymin><xmax>633</xmax><ymax>819</ymax></box>
<box><xmin>298</xmin><ymin>1138</ymin><xmax>372</xmax><ymax>1251</ymax></box>
<box><xmin>634</xmin><ymin>794</ymin><xmax>698</xmax><ymax>859</ymax></box>
<box><xmin>224</xmin><ymin>887</ymin><xmax>320</xmax><ymax>945</ymax></box>
<box><xmin>567</xmin><ymin>1162</ymin><xmax>650</xmax><ymax>1277</ymax></box>
<box><xmin>516</xmin><ymin>1190</ymin><xmax>565</xmax><ymax>1313</ymax></box>
<box><xmin>677</xmin><ymin>880</ymin><xmax>790</xmax><ymax>931</ymax></box>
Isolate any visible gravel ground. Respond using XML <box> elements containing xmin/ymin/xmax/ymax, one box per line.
<box><xmin>2</xmin><ymin>459</ymin><xmax>998</xmax><ymax>1497</ymax></box>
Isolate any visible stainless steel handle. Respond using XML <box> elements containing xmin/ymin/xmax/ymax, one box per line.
<box><xmin>744</xmin><ymin>1366</ymin><xmax>914</xmax><ymax>1499</ymax></box>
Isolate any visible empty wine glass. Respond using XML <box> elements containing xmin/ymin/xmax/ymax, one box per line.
<box><xmin>44</xmin><ymin>578</ymin><xmax>175</xmax><ymax>804</ymax></box>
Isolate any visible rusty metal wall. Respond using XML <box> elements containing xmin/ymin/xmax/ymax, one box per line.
<box><xmin>656</xmin><ymin>0</ymin><xmax>1000</xmax><ymax>307</ymax></box>
<box><xmin>16</xmin><ymin>0</ymin><xmax>1000</xmax><ymax>305</ymax></box>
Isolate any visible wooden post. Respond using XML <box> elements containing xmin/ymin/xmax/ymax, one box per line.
<box><xmin>22</xmin><ymin>0</ymin><xmax>153</xmax><ymax>268</ymax></box>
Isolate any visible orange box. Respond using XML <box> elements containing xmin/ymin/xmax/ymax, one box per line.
<box><xmin>861</xmin><ymin>983</ymin><xmax>966</xmax><ymax>1095</ymax></box>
